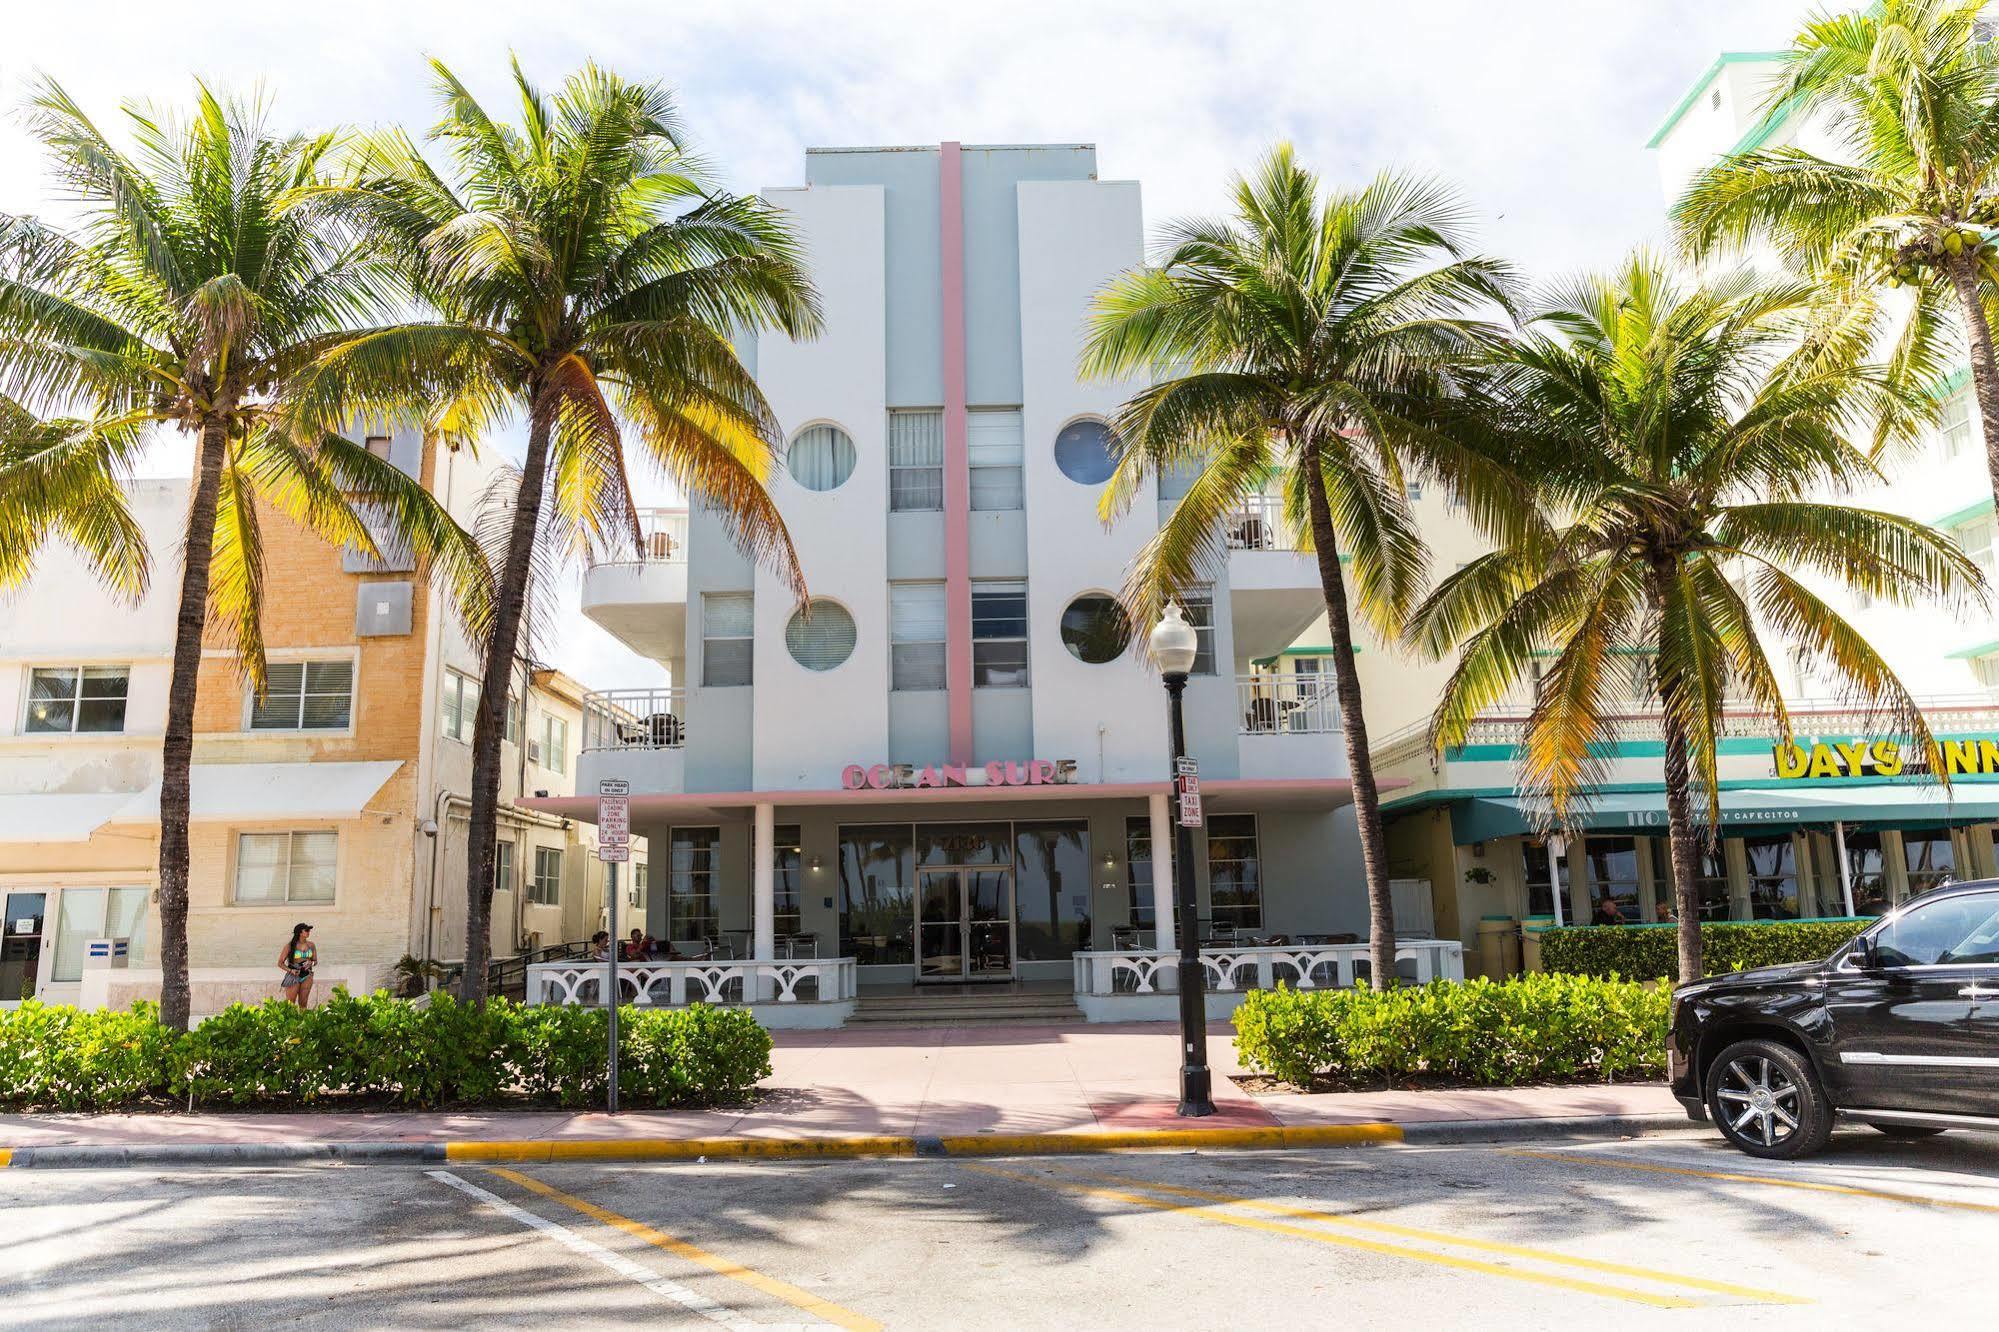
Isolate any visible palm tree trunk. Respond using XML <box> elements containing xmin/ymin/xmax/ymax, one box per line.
<box><xmin>1945</xmin><ymin>256</ymin><xmax>1999</xmax><ymax>504</ymax></box>
<box><xmin>1658</xmin><ymin>702</ymin><xmax>1705</xmax><ymax>985</ymax></box>
<box><xmin>156</xmin><ymin>419</ymin><xmax>230</xmax><ymax>1032</ymax></box>
<box><xmin>1299</xmin><ymin>439</ymin><xmax>1397</xmax><ymax>987</ymax></box>
<box><xmin>459</xmin><ymin>388</ymin><xmax>556</xmax><ymax>1004</ymax></box>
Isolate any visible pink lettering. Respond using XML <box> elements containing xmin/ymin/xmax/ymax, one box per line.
<box><xmin>942</xmin><ymin>764</ymin><xmax>968</xmax><ymax>787</ymax></box>
<box><xmin>915</xmin><ymin>765</ymin><xmax>941</xmax><ymax>788</ymax></box>
<box><xmin>866</xmin><ymin>764</ymin><xmax>892</xmax><ymax>790</ymax></box>
<box><xmin>891</xmin><ymin>764</ymin><xmax>915</xmax><ymax>788</ymax></box>
<box><xmin>1029</xmin><ymin>760</ymin><xmax>1057</xmax><ymax>785</ymax></box>
<box><xmin>984</xmin><ymin>761</ymin><xmax>1006</xmax><ymax>786</ymax></box>
<box><xmin>841</xmin><ymin>765</ymin><xmax>868</xmax><ymax>790</ymax></box>
<box><xmin>1004</xmin><ymin>761</ymin><xmax>1029</xmax><ymax>786</ymax></box>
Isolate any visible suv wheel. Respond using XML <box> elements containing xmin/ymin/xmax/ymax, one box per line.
<box><xmin>1705</xmin><ymin>1039</ymin><xmax>1834</xmax><ymax>1159</ymax></box>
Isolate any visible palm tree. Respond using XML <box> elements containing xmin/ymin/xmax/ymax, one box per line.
<box><xmin>1083</xmin><ymin>146</ymin><xmax>1522</xmax><ymax>987</ymax></box>
<box><xmin>0</xmin><ymin>395</ymin><xmax>149</xmax><ymax>596</ymax></box>
<box><xmin>1675</xmin><ymin>0</ymin><xmax>1999</xmax><ymax>481</ymax></box>
<box><xmin>0</xmin><ymin>83</ymin><xmax>486</xmax><ymax>1030</ymax></box>
<box><xmin>1407</xmin><ymin>257</ymin><xmax>1982</xmax><ymax>982</ymax></box>
<box><xmin>292</xmin><ymin>60</ymin><xmax>819</xmax><ymax>1002</ymax></box>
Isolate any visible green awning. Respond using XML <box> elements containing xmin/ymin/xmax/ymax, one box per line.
<box><xmin>1448</xmin><ymin>783</ymin><xmax>1999</xmax><ymax>845</ymax></box>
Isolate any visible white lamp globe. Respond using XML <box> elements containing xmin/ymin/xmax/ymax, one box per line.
<box><xmin>1150</xmin><ymin>603</ymin><xmax>1200</xmax><ymax>676</ymax></box>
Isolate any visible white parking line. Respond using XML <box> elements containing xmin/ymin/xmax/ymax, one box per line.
<box><xmin>426</xmin><ymin>1169</ymin><xmax>818</xmax><ymax>1329</ymax></box>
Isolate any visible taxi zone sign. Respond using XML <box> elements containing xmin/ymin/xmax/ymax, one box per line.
<box><xmin>1772</xmin><ymin>737</ymin><xmax>1999</xmax><ymax>779</ymax></box>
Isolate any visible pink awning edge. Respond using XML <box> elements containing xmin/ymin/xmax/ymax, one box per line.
<box><xmin>521</xmin><ymin>776</ymin><xmax>1404</xmax><ymax>826</ymax></box>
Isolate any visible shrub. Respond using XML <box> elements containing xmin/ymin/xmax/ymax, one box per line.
<box><xmin>0</xmin><ymin>991</ymin><xmax>772</xmax><ymax>1112</ymax></box>
<box><xmin>1232</xmin><ymin>974</ymin><xmax>1669</xmax><ymax>1088</ymax></box>
<box><xmin>1538</xmin><ymin>920</ymin><xmax>1869</xmax><ymax>982</ymax></box>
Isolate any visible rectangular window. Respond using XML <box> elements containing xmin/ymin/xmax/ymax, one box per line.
<box><xmin>1182</xmin><ymin>590</ymin><xmax>1218</xmax><ymax>676</ymax></box>
<box><xmin>1126</xmin><ymin>816</ymin><xmax>1157</xmax><ymax>928</ymax></box>
<box><xmin>494</xmin><ymin>840</ymin><xmax>515</xmax><ymax>896</ymax></box>
<box><xmin>668</xmin><ymin>827</ymin><xmax>720</xmax><ymax>942</ymax></box>
<box><xmin>24</xmin><ymin>666</ymin><xmax>129</xmax><ymax>734</ymax></box>
<box><xmin>539</xmin><ymin>715</ymin><xmax>569</xmax><ymax>775</ymax></box>
<box><xmin>702</xmin><ymin>592</ymin><xmax>754</xmax><ymax>687</ymax></box>
<box><xmin>364</xmin><ymin>434</ymin><xmax>393</xmax><ymax>460</ymax></box>
<box><xmin>1941</xmin><ymin>390</ymin><xmax>1974</xmax><ymax>459</ymax></box>
<box><xmin>250</xmin><ymin>660</ymin><xmax>354</xmax><ymax>731</ymax></box>
<box><xmin>967</xmin><ymin>407</ymin><xmax>1024</xmax><ymax>511</ymax></box>
<box><xmin>1653</xmin><ymin>838</ymin><xmax>1733</xmax><ymax>921</ymax></box>
<box><xmin>839</xmin><ymin>824</ymin><xmax>914</xmax><ymax>964</ymax></box>
<box><xmin>440</xmin><ymin>668</ymin><xmax>480</xmax><ymax>742</ymax></box>
<box><xmin>50</xmin><ymin>886</ymin><xmax>148</xmax><ymax>983</ymax></box>
<box><xmin>1520</xmin><ymin>840</ymin><xmax>1568</xmax><ymax>918</ymax></box>
<box><xmin>1014</xmin><ymin>822</ymin><xmax>1091</xmax><ymax>960</ymax></box>
<box><xmin>888</xmin><ymin>409</ymin><xmax>945</xmax><ymax>512</ymax></box>
<box><xmin>1205</xmin><ymin>814</ymin><xmax>1262</xmax><ymax>930</ymax></box>
<box><xmin>1743</xmin><ymin>834</ymin><xmax>1799</xmax><ymax>920</ymax></box>
<box><xmin>1404</xmin><ymin>482</ymin><xmax>1424</xmax><ymax>502</ymax></box>
<box><xmin>971</xmin><ymin>580</ymin><xmax>1029</xmax><ymax>687</ymax></box>
<box><xmin>1903</xmin><ymin>831</ymin><xmax>1957</xmax><ymax>897</ymax></box>
<box><xmin>503</xmin><ymin>694</ymin><xmax>522</xmax><ymax>745</ymax></box>
<box><xmin>775</xmin><ymin>824</ymin><xmax>804</xmax><ymax>936</ymax></box>
<box><xmin>1157</xmin><ymin>460</ymin><xmax>1199</xmax><ymax>503</ymax></box>
<box><xmin>890</xmin><ymin>582</ymin><xmax>948</xmax><ymax>691</ymax></box>
<box><xmin>1952</xmin><ymin>514</ymin><xmax>1998</xmax><ymax>582</ymax></box>
<box><xmin>1582</xmin><ymin>835</ymin><xmax>1641</xmax><ymax>924</ymax></box>
<box><xmin>233</xmin><ymin>831</ymin><xmax>337</xmax><ymax>905</ymax></box>
<box><xmin>1845</xmin><ymin>830</ymin><xmax>1890</xmax><ymax>913</ymax></box>
<box><xmin>530</xmin><ymin>845</ymin><xmax>562</xmax><ymax>905</ymax></box>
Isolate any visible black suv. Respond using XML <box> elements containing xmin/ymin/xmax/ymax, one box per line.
<box><xmin>1670</xmin><ymin>880</ymin><xmax>1999</xmax><ymax>1158</ymax></box>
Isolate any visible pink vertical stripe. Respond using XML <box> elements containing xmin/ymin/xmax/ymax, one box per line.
<box><xmin>939</xmin><ymin>141</ymin><xmax>974</xmax><ymax>766</ymax></box>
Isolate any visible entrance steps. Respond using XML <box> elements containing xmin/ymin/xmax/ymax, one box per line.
<box><xmin>849</xmin><ymin>987</ymin><xmax>1083</xmax><ymax>1027</ymax></box>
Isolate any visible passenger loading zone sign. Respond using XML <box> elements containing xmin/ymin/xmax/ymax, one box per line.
<box><xmin>598</xmin><ymin>779</ymin><xmax>630</xmax><ymax>863</ymax></box>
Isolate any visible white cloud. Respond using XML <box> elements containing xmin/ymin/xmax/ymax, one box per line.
<box><xmin>1</xmin><ymin>0</ymin><xmax>1813</xmax><ymax>684</ymax></box>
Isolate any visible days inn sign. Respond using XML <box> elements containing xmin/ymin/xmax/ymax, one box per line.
<box><xmin>1772</xmin><ymin>737</ymin><xmax>1999</xmax><ymax>780</ymax></box>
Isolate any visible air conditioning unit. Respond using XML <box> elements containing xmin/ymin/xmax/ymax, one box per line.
<box><xmin>527</xmin><ymin>739</ymin><xmax>544</xmax><ymax>764</ymax></box>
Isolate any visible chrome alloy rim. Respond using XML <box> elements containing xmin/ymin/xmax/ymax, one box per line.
<box><xmin>1716</xmin><ymin>1055</ymin><xmax>1802</xmax><ymax>1147</ymax></box>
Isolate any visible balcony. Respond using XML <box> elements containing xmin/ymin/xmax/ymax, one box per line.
<box><xmin>1235</xmin><ymin>673</ymin><xmax>1347</xmax><ymax>780</ymax></box>
<box><xmin>579</xmin><ymin>508</ymin><xmax>688</xmax><ymax>665</ymax></box>
<box><xmin>1223</xmin><ymin>495</ymin><xmax>1325</xmax><ymax>662</ymax></box>
<box><xmin>575</xmin><ymin>686</ymin><xmax>688</xmax><ymax>796</ymax></box>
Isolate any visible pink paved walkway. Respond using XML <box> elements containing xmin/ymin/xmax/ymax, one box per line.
<box><xmin>0</xmin><ymin>1022</ymin><xmax>1678</xmax><ymax>1148</ymax></box>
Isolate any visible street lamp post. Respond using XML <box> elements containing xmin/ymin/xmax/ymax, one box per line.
<box><xmin>1150</xmin><ymin>604</ymin><xmax>1216</xmax><ymax>1118</ymax></box>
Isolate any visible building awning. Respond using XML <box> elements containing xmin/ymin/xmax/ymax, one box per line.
<box><xmin>111</xmin><ymin>761</ymin><xmax>403</xmax><ymax>825</ymax></box>
<box><xmin>0</xmin><ymin>792</ymin><xmax>137</xmax><ymax>844</ymax></box>
<box><xmin>1446</xmin><ymin>782</ymin><xmax>1999</xmax><ymax>845</ymax></box>
<box><xmin>523</xmin><ymin>776</ymin><xmax>1385</xmax><ymax>826</ymax></box>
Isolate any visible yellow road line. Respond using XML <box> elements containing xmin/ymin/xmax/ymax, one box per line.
<box><xmin>958</xmin><ymin>1161</ymin><xmax>1701</xmax><ymax>1309</ymax></box>
<box><xmin>1508</xmin><ymin>1149</ymin><xmax>1999</xmax><ymax>1216</ymax></box>
<box><xmin>0</xmin><ymin>1148</ymin><xmax>12</xmax><ymax>1168</ymax></box>
<box><xmin>1056</xmin><ymin>1164</ymin><xmax>1805</xmax><ymax>1304</ymax></box>
<box><xmin>487</xmin><ymin>1166</ymin><xmax>880</xmax><ymax>1331</ymax></box>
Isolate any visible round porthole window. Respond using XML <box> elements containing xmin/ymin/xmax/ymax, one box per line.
<box><xmin>1053</xmin><ymin>419</ymin><xmax>1118</xmax><ymax>485</ymax></box>
<box><xmin>785</xmin><ymin>599</ymin><xmax>857</xmax><ymax>671</ymax></box>
<box><xmin>1060</xmin><ymin>594</ymin><xmax>1132</xmax><ymax>664</ymax></box>
<box><xmin>787</xmin><ymin>424</ymin><xmax>857</xmax><ymax>492</ymax></box>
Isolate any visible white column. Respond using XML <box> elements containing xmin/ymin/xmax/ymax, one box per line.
<box><xmin>1548</xmin><ymin>834</ymin><xmax>1568</xmax><ymax>928</ymax></box>
<box><xmin>1833</xmin><ymin>821</ymin><xmax>1856</xmax><ymax>917</ymax></box>
<box><xmin>752</xmin><ymin>802</ymin><xmax>775</xmax><ymax>1000</ymax></box>
<box><xmin>1148</xmin><ymin>791</ymin><xmax>1176</xmax><ymax>951</ymax></box>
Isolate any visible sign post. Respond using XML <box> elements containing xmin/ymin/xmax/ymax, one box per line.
<box><xmin>597</xmin><ymin>779</ymin><xmax>630</xmax><ymax>1114</ymax></box>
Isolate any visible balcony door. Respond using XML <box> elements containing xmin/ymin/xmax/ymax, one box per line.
<box><xmin>916</xmin><ymin>867</ymin><xmax>1014</xmax><ymax>982</ymax></box>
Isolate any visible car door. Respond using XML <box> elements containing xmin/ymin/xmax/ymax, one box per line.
<box><xmin>1821</xmin><ymin>889</ymin><xmax>1999</xmax><ymax>1116</ymax></box>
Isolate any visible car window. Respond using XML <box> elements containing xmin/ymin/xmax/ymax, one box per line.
<box><xmin>1874</xmin><ymin>892</ymin><xmax>1999</xmax><ymax>967</ymax></box>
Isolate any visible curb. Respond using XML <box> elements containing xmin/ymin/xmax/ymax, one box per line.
<box><xmin>0</xmin><ymin>1115</ymin><xmax>1695</xmax><ymax>1170</ymax></box>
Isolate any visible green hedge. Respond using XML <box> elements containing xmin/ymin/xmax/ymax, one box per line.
<box><xmin>1538</xmin><ymin>920</ymin><xmax>1869</xmax><ymax>982</ymax></box>
<box><xmin>1232</xmin><ymin>975</ymin><xmax>1668</xmax><ymax>1089</ymax></box>
<box><xmin>0</xmin><ymin>992</ymin><xmax>772</xmax><ymax>1112</ymax></box>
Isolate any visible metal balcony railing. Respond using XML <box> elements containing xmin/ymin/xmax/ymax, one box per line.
<box><xmin>587</xmin><ymin>507</ymin><xmax>688</xmax><ymax>567</ymax></box>
<box><xmin>1236</xmin><ymin>673</ymin><xmax>1341</xmax><ymax>735</ymax></box>
<box><xmin>1223</xmin><ymin>495</ymin><xmax>1300</xmax><ymax>552</ymax></box>
<box><xmin>582</xmin><ymin>687</ymin><xmax>689</xmax><ymax>751</ymax></box>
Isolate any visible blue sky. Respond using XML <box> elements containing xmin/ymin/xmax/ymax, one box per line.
<box><xmin>1</xmin><ymin>0</ymin><xmax>1813</xmax><ymax>687</ymax></box>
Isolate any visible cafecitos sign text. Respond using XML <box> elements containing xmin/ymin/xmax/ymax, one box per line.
<box><xmin>1772</xmin><ymin>737</ymin><xmax>1999</xmax><ymax>780</ymax></box>
<box><xmin>841</xmin><ymin>759</ymin><xmax>1080</xmax><ymax>791</ymax></box>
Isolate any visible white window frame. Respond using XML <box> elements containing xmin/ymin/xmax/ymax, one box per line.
<box><xmin>494</xmin><ymin>840</ymin><xmax>515</xmax><ymax>896</ymax></box>
<box><xmin>888</xmin><ymin>408</ymin><xmax>945</xmax><ymax>513</ymax></box>
<box><xmin>246</xmin><ymin>654</ymin><xmax>357</xmax><ymax>732</ymax></box>
<box><xmin>22</xmin><ymin>664</ymin><xmax>131</xmax><ymax>735</ymax></box>
<box><xmin>49</xmin><ymin>885</ymin><xmax>150</xmax><ymax>983</ymax></box>
<box><xmin>971</xmin><ymin>579</ymin><xmax>1030</xmax><ymax>688</ymax></box>
<box><xmin>1953</xmin><ymin>513</ymin><xmax>1998</xmax><ymax>582</ymax></box>
<box><xmin>530</xmin><ymin>845</ymin><xmax>563</xmax><ymax>905</ymax></box>
<box><xmin>539</xmin><ymin>714</ymin><xmax>569</xmax><ymax>775</ymax></box>
<box><xmin>231</xmin><ymin>830</ymin><xmax>339</xmax><ymax>906</ymax></box>
<box><xmin>702</xmin><ymin>592</ymin><xmax>755</xmax><ymax>687</ymax></box>
<box><xmin>1181</xmin><ymin>589</ymin><xmax>1218</xmax><ymax>676</ymax></box>
<box><xmin>1941</xmin><ymin>389</ymin><xmax>1974</xmax><ymax>460</ymax></box>
<box><xmin>1205</xmin><ymin>813</ymin><xmax>1263</xmax><ymax>930</ymax></box>
<box><xmin>968</xmin><ymin>407</ymin><xmax>1024</xmax><ymax>512</ymax></box>
<box><xmin>890</xmin><ymin>581</ymin><xmax>948</xmax><ymax>691</ymax></box>
<box><xmin>440</xmin><ymin>668</ymin><xmax>480</xmax><ymax>743</ymax></box>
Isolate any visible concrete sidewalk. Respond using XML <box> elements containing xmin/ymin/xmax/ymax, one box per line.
<box><xmin>0</xmin><ymin>1021</ymin><xmax>1684</xmax><ymax>1164</ymax></box>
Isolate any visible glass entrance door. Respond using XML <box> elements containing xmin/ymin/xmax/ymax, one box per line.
<box><xmin>0</xmin><ymin>893</ymin><xmax>47</xmax><ymax>1003</ymax></box>
<box><xmin>916</xmin><ymin>868</ymin><xmax>1014</xmax><ymax>982</ymax></box>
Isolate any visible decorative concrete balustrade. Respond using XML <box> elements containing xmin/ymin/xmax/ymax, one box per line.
<box><xmin>1069</xmin><ymin>940</ymin><xmax>1466</xmax><ymax>1021</ymax></box>
<box><xmin>524</xmin><ymin>957</ymin><xmax>858</xmax><ymax>1029</ymax></box>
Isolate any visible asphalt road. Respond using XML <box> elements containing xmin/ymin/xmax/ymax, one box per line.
<box><xmin>5</xmin><ymin>1127</ymin><xmax>1998</xmax><ymax>1329</ymax></box>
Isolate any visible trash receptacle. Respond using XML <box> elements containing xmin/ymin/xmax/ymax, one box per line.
<box><xmin>1520</xmin><ymin>916</ymin><xmax>1556</xmax><ymax>973</ymax></box>
<box><xmin>1475</xmin><ymin>916</ymin><xmax>1520</xmax><ymax>978</ymax></box>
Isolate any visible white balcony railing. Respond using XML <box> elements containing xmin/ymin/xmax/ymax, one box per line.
<box><xmin>1223</xmin><ymin>495</ymin><xmax>1300</xmax><ymax>552</ymax></box>
<box><xmin>1072</xmin><ymin>940</ymin><xmax>1464</xmax><ymax>996</ymax></box>
<box><xmin>525</xmin><ymin>957</ymin><xmax>858</xmax><ymax>1006</ymax></box>
<box><xmin>1236</xmin><ymin>673</ymin><xmax>1340</xmax><ymax>734</ymax></box>
<box><xmin>587</xmin><ymin>507</ymin><xmax>688</xmax><ymax>567</ymax></box>
<box><xmin>582</xmin><ymin>687</ymin><xmax>688</xmax><ymax>751</ymax></box>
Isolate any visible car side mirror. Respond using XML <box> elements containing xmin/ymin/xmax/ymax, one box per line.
<box><xmin>1850</xmin><ymin>936</ymin><xmax>1883</xmax><ymax>972</ymax></box>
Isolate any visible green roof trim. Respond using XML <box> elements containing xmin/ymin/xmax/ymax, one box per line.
<box><xmin>1251</xmin><ymin>645</ymin><xmax>1360</xmax><ymax>667</ymax></box>
<box><xmin>1932</xmin><ymin>497</ymin><xmax>1994</xmax><ymax>530</ymax></box>
<box><xmin>1946</xmin><ymin>638</ymin><xmax>1999</xmax><ymax>660</ymax></box>
<box><xmin>1729</xmin><ymin>88</ymin><xmax>1808</xmax><ymax>155</ymax></box>
<box><xmin>1932</xmin><ymin>364</ymin><xmax>1972</xmax><ymax>400</ymax></box>
<box><xmin>1646</xmin><ymin>51</ymin><xmax>1790</xmax><ymax>149</ymax></box>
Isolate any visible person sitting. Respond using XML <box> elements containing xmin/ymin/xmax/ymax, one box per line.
<box><xmin>589</xmin><ymin>930</ymin><xmax>612</xmax><ymax>961</ymax></box>
<box><xmin>624</xmin><ymin>928</ymin><xmax>658</xmax><ymax>961</ymax></box>
<box><xmin>1591</xmin><ymin>896</ymin><xmax>1627</xmax><ymax>926</ymax></box>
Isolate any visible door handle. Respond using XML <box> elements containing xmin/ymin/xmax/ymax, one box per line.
<box><xmin>1957</xmin><ymin>986</ymin><xmax>1999</xmax><ymax>999</ymax></box>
